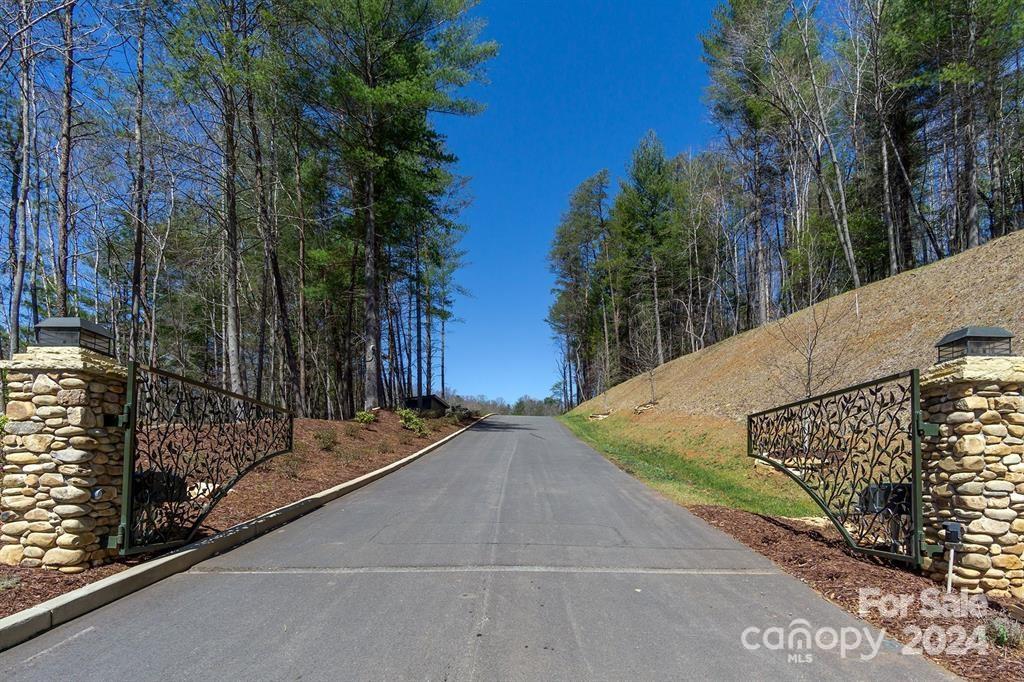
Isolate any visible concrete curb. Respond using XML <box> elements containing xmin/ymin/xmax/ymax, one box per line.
<box><xmin>0</xmin><ymin>414</ymin><xmax>492</xmax><ymax>651</ymax></box>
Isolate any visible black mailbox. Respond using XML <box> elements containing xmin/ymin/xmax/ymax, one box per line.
<box><xmin>859</xmin><ymin>483</ymin><xmax>912</xmax><ymax>516</ymax></box>
<box><xmin>35</xmin><ymin>317</ymin><xmax>114</xmax><ymax>357</ymax></box>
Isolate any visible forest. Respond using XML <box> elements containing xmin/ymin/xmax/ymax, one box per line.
<box><xmin>0</xmin><ymin>0</ymin><xmax>496</xmax><ymax>418</ymax></box>
<box><xmin>548</xmin><ymin>0</ymin><xmax>1024</xmax><ymax>409</ymax></box>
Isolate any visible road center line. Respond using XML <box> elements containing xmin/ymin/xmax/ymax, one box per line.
<box><xmin>19</xmin><ymin>627</ymin><xmax>95</xmax><ymax>666</ymax></box>
<box><xmin>190</xmin><ymin>565</ymin><xmax>780</xmax><ymax>576</ymax></box>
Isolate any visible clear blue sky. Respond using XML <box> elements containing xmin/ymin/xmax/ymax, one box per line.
<box><xmin>436</xmin><ymin>0</ymin><xmax>719</xmax><ymax>403</ymax></box>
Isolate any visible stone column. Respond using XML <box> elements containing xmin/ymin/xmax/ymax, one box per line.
<box><xmin>1</xmin><ymin>347</ymin><xmax>127</xmax><ymax>573</ymax></box>
<box><xmin>920</xmin><ymin>356</ymin><xmax>1024</xmax><ymax>599</ymax></box>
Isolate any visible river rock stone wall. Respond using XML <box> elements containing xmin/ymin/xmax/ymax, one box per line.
<box><xmin>1</xmin><ymin>347</ymin><xmax>127</xmax><ymax>572</ymax></box>
<box><xmin>920</xmin><ymin>356</ymin><xmax>1024</xmax><ymax>600</ymax></box>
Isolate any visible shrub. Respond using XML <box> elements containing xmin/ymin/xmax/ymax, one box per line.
<box><xmin>343</xmin><ymin>422</ymin><xmax>361</xmax><ymax>439</ymax></box>
<box><xmin>314</xmin><ymin>430</ymin><xmax>337</xmax><ymax>451</ymax></box>
<box><xmin>397</xmin><ymin>408</ymin><xmax>428</xmax><ymax>437</ymax></box>
<box><xmin>278</xmin><ymin>453</ymin><xmax>302</xmax><ymax>480</ymax></box>
<box><xmin>0</xmin><ymin>415</ymin><xmax>7</xmax><ymax>433</ymax></box>
<box><xmin>445</xmin><ymin>405</ymin><xmax>472</xmax><ymax>423</ymax></box>
<box><xmin>355</xmin><ymin>411</ymin><xmax>376</xmax><ymax>425</ymax></box>
<box><xmin>376</xmin><ymin>441</ymin><xmax>392</xmax><ymax>455</ymax></box>
<box><xmin>986</xmin><ymin>617</ymin><xmax>1024</xmax><ymax>649</ymax></box>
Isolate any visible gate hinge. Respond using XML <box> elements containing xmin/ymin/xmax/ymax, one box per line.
<box><xmin>118</xmin><ymin>404</ymin><xmax>132</xmax><ymax>429</ymax></box>
<box><xmin>917</xmin><ymin>414</ymin><xmax>940</xmax><ymax>438</ymax></box>
<box><xmin>107</xmin><ymin>526</ymin><xmax>125</xmax><ymax>550</ymax></box>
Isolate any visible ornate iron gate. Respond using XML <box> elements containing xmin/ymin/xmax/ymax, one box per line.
<box><xmin>113</xmin><ymin>362</ymin><xmax>293</xmax><ymax>555</ymax></box>
<box><xmin>747</xmin><ymin>370</ymin><xmax>926</xmax><ymax>566</ymax></box>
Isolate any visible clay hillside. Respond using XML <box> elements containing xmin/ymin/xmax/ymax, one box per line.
<box><xmin>574</xmin><ymin>230</ymin><xmax>1024</xmax><ymax>421</ymax></box>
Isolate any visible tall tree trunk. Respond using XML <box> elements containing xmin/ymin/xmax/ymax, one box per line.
<box><xmin>245</xmin><ymin>84</ymin><xmax>271</xmax><ymax>400</ymax></box>
<box><xmin>222</xmin><ymin>85</ymin><xmax>244</xmax><ymax>394</ymax></box>
<box><xmin>752</xmin><ymin>140</ymin><xmax>770</xmax><ymax>325</ymax></box>
<box><xmin>343</xmin><ymin>241</ymin><xmax>359</xmax><ymax>418</ymax></box>
<box><xmin>362</xmin><ymin>171</ymin><xmax>380</xmax><ymax>410</ymax></box>
<box><xmin>963</xmin><ymin>104</ymin><xmax>980</xmax><ymax>249</ymax></box>
<box><xmin>128</xmin><ymin>2</ymin><xmax>146</xmax><ymax>360</ymax></box>
<box><xmin>55</xmin><ymin>0</ymin><xmax>76</xmax><ymax>316</ymax></box>
<box><xmin>440</xmin><ymin>316</ymin><xmax>446</xmax><ymax>398</ymax></box>
<box><xmin>651</xmin><ymin>257</ymin><xmax>665</xmax><ymax>366</ymax></box>
<box><xmin>295</xmin><ymin>151</ymin><xmax>307</xmax><ymax>415</ymax></box>
<box><xmin>881</xmin><ymin>138</ymin><xmax>899</xmax><ymax>276</ymax></box>
<box><xmin>600</xmin><ymin>298</ymin><xmax>611</xmax><ymax>390</ymax></box>
<box><xmin>425</xmin><ymin>285</ymin><xmax>433</xmax><ymax>396</ymax></box>
<box><xmin>793</xmin><ymin>6</ymin><xmax>861</xmax><ymax>287</ymax></box>
<box><xmin>10</xmin><ymin>0</ymin><xmax>32</xmax><ymax>358</ymax></box>
<box><xmin>415</xmin><ymin>226</ymin><xmax>422</xmax><ymax>407</ymax></box>
<box><xmin>963</xmin><ymin>8</ymin><xmax>980</xmax><ymax>250</ymax></box>
<box><xmin>4</xmin><ymin>134</ymin><xmax>20</xmax><ymax>361</ymax></box>
<box><xmin>262</xmin><ymin>131</ymin><xmax>299</xmax><ymax>408</ymax></box>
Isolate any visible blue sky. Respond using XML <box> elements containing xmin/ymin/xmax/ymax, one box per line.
<box><xmin>435</xmin><ymin>0</ymin><xmax>719</xmax><ymax>403</ymax></box>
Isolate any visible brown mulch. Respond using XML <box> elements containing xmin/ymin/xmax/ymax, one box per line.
<box><xmin>0</xmin><ymin>411</ymin><xmax>474</xmax><ymax>620</ymax></box>
<box><xmin>690</xmin><ymin>504</ymin><xmax>1024</xmax><ymax>680</ymax></box>
<box><xmin>201</xmin><ymin>411</ymin><xmax>471</xmax><ymax>532</ymax></box>
<box><xmin>0</xmin><ymin>563</ymin><xmax>130</xmax><ymax>619</ymax></box>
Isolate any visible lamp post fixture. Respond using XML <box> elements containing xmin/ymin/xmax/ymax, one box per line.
<box><xmin>935</xmin><ymin>326</ymin><xmax>1014</xmax><ymax>363</ymax></box>
<box><xmin>34</xmin><ymin>317</ymin><xmax>115</xmax><ymax>357</ymax></box>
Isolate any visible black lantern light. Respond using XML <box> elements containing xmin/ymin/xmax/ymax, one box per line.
<box><xmin>35</xmin><ymin>317</ymin><xmax>114</xmax><ymax>357</ymax></box>
<box><xmin>935</xmin><ymin>326</ymin><xmax>1014</xmax><ymax>363</ymax></box>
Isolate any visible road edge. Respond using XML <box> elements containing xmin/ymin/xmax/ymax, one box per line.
<box><xmin>0</xmin><ymin>414</ymin><xmax>493</xmax><ymax>651</ymax></box>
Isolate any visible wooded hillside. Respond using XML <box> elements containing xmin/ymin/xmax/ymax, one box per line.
<box><xmin>0</xmin><ymin>1</ymin><xmax>496</xmax><ymax>418</ymax></box>
<box><xmin>549</xmin><ymin>0</ymin><xmax>1024</xmax><ymax>408</ymax></box>
<box><xmin>572</xmin><ymin>230</ymin><xmax>1024</xmax><ymax>420</ymax></box>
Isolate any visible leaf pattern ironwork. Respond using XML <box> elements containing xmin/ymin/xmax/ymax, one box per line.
<box><xmin>749</xmin><ymin>374</ymin><xmax>915</xmax><ymax>557</ymax></box>
<box><xmin>127</xmin><ymin>365</ymin><xmax>292</xmax><ymax>550</ymax></box>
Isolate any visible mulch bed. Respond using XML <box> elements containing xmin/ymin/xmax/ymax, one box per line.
<box><xmin>0</xmin><ymin>411</ymin><xmax>473</xmax><ymax>620</ymax></box>
<box><xmin>689</xmin><ymin>504</ymin><xmax>1024</xmax><ymax>679</ymax></box>
<box><xmin>201</xmin><ymin>412</ymin><xmax>471</xmax><ymax>532</ymax></box>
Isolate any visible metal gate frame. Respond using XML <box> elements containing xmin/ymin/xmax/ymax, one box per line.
<box><xmin>747</xmin><ymin>370</ymin><xmax>931</xmax><ymax>567</ymax></box>
<box><xmin>112</xmin><ymin>362</ymin><xmax>293</xmax><ymax>555</ymax></box>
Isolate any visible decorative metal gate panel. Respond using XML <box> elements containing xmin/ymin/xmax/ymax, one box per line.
<box><xmin>115</xmin><ymin>362</ymin><xmax>293</xmax><ymax>555</ymax></box>
<box><xmin>747</xmin><ymin>370</ymin><xmax>924</xmax><ymax>566</ymax></box>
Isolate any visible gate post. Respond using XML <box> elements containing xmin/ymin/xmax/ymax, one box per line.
<box><xmin>920</xmin><ymin>356</ymin><xmax>1024</xmax><ymax>599</ymax></box>
<box><xmin>1</xmin><ymin>346</ymin><xmax>128</xmax><ymax>572</ymax></box>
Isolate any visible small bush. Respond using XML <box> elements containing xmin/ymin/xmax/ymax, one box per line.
<box><xmin>397</xmin><ymin>408</ymin><xmax>428</xmax><ymax>437</ymax></box>
<box><xmin>986</xmin><ymin>617</ymin><xmax>1024</xmax><ymax>649</ymax></box>
<box><xmin>355</xmin><ymin>411</ymin><xmax>376</xmax><ymax>425</ymax></box>
<box><xmin>313</xmin><ymin>430</ymin><xmax>337</xmax><ymax>451</ymax></box>
<box><xmin>343</xmin><ymin>422</ymin><xmax>361</xmax><ymax>439</ymax></box>
<box><xmin>0</xmin><ymin>574</ymin><xmax>21</xmax><ymax>591</ymax></box>
<box><xmin>0</xmin><ymin>415</ymin><xmax>8</xmax><ymax>432</ymax></box>
<box><xmin>445</xmin><ymin>405</ymin><xmax>472</xmax><ymax>423</ymax></box>
<box><xmin>376</xmin><ymin>441</ymin><xmax>392</xmax><ymax>455</ymax></box>
<box><xmin>278</xmin><ymin>453</ymin><xmax>302</xmax><ymax>480</ymax></box>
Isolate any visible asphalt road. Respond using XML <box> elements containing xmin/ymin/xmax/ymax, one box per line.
<box><xmin>1</xmin><ymin>416</ymin><xmax>948</xmax><ymax>680</ymax></box>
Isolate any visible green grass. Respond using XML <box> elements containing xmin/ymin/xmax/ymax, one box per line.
<box><xmin>561</xmin><ymin>413</ymin><xmax>819</xmax><ymax>518</ymax></box>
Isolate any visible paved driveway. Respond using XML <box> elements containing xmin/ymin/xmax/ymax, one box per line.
<box><xmin>0</xmin><ymin>416</ymin><xmax>947</xmax><ymax>680</ymax></box>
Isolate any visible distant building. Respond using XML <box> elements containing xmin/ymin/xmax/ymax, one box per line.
<box><xmin>403</xmin><ymin>394</ymin><xmax>450</xmax><ymax>413</ymax></box>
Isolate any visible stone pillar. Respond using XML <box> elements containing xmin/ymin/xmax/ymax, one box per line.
<box><xmin>920</xmin><ymin>356</ymin><xmax>1024</xmax><ymax>599</ymax></box>
<box><xmin>1</xmin><ymin>347</ymin><xmax>127</xmax><ymax>573</ymax></box>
